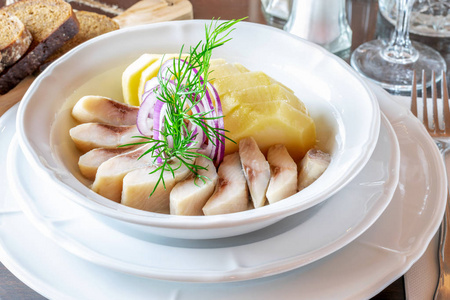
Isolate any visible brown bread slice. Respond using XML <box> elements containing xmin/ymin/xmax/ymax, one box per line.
<box><xmin>0</xmin><ymin>0</ymin><xmax>80</xmax><ymax>95</ymax></box>
<box><xmin>40</xmin><ymin>10</ymin><xmax>119</xmax><ymax>71</ymax></box>
<box><xmin>0</xmin><ymin>11</ymin><xmax>33</xmax><ymax>74</ymax></box>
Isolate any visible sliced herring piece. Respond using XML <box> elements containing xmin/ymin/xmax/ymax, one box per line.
<box><xmin>170</xmin><ymin>157</ymin><xmax>218</xmax><ymax>216</ymax></box>
<box><xmin>298</xmin><ymin>149</ymin><xmax>331</xmax><ymax>191</ymax></box>
<box><xmin>121</xmin><ymin>159</ymin><xmax>191</xmax><ymax>214</ymax></box>
<box><xmin>69</xmin><ymin>123</ymin><xmax>146</xmax><ymax>153</ymax></box>
<box><xmin>203</xmin><ymin>152</ymin><xmax>249</xmax><ymax>215</ymax></box>
<box><xmin>239</xmin><ymin>137</ymin><xmax>270</xmax><ymax>208</ymax></box>
<box><xmin>91</xmin><ymin>145</ymin><xmax>153</xmax><ymax>202</ymax></box>
<box><xmin>72</xmin><ymin>96</ymin><xmax>139</xmax><ymax>126</ymax></box>
<box><xmin>266</xmin><ymin>144</ymin><xmax>297</xmax><ymax>204</ymax></box>
<box><xmin>78</xmin><ymin>147</ymin><xmax>137</xmax><ymax>180</ymax></box>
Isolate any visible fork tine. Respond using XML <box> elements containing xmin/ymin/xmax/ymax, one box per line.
<box><xmin>423</xmin><ymin>70</ymin><xmax>429</xmax><ymax>130</ymax></box>
<box><xmin>432</xmin><ymin>71</ymin><xmax>440</xmax><ymax>133</ymax></box>
<box><xmin>411</xmin><ymin>70</ymin><xmax>418</xmax><ymax>117</ymax></box>
<box><xmin>442</xmin><ymin>71</ymin><xmax>450</xmax><ymax>133</ymax></box>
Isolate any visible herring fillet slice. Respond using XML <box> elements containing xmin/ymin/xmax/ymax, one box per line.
<box><xmin>72</xmin><ymin>96</ymin><xmax>139</xmax><ymax>126</ymax></box>
<box><xmin>203</xmin><ymin>152</ymin><xmax>249</xmax><ymax>215</ymax></box>
<box><xmin>121</xmin><ymin>159</ymin><xmax>191</xmax><ymax>214</ymax></box>
<box><xmin>298</xmin><ymin>149</ymin><xmax>331</xmax><ymax>191</ymax></box>
<box><xmin>266</xmin><ymin>144</ymin><xmax>297</xmax><ymax>204</ymax></box>
<box><xmin>170</xmin><ymin>157</ymin><xmax>218</xmax><ymax>216</ymax></box>
<box><xmin>78</xmin><ymin>147</ymin><xmax>137</xmax><ymax>180</ymax></box>
<box><xmin>69</xmin><ymin>123</ymin><xmax>146</xmax><ymax>153</ymax></box>
<box><xmin>239</xmin><ymin>137</ymin><xmax>271</xmax><ymax>208</ymax></box>
<box><xmin>91</xmin><ymin>145</ymin><xmax>153</xmax><ymax>202</ymax></box>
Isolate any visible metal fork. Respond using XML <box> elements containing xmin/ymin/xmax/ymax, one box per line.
<box><xmin>411</xmin><ymin>70</ymin><xmax>450</xmax><ymax>300</ymax></box>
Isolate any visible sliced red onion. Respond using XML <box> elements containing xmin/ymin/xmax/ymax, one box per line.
<box><xmin>151</xmin><ymin>100</ymin><xmax>168</xmax><ymax>165</ymax></box>
<box><xmin>159</xmin><ymin>59</ymin><xmax>177</xmax><ymax>81</ymax></box>
<box><xmin>144</xmin><ymin>77</ymin><xmax>159</xmax><ymax>93</ymax></box>
<box><xmin>152</xmin><ymin>100</ymin><xmax>166</xmax><ymax>141</ymax></box>
<box><xmin>202</xmin><ymin>139</ymin><xmax>214</xmax><ymax>158</ymax></box>
<box><xmin>167</xmin><ymin>135</ymin><xmax>174</xmax><ymax>149</ymax></box>
<box><xmin>136</xmin><ymin>57</ymin><xmax>227</xmax><ymax>165</ymax></box>
<box><xmin>136</xmin><ymin>90</ymin><xmax>157</xmax><ymax>136</ymax></box>
<box><xmin>187</xmin><ymin>126</ymin><xmax>205</xmax><ymax>149</ymax></box>
<box><xmin>207</xmin><ymin>82</ymin><xmax>225</xmax><ymax>165</ymax></box>
<box><xmin>151</xmin><ymin>79</ymin><xmax>178</xmax><ymax>140</ymax></box>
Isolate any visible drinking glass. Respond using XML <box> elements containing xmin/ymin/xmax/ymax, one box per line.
<box><xmin>380</xmin><ymin>0</ymin><xmax>450</xmax><ymax>37</ymax></box>
<box><xmin>351</xmin><ymin>0</ymin><xmax>447</xmax><ymax>92</ymax></box>
<box><xmin>284</xmin><ymin>0</ymin><xmax>352</xmax><ymax>54</ymax></box>
<box><xmin>261</xmin><ymin>0</ymin><xmax>292</xmax><ymax>29</ymax></box>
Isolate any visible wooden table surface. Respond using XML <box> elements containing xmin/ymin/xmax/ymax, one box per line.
<box><xmin>0</xmin><ymin>0</ymin><xmax>448</xmax><ymax>299</ymax></box>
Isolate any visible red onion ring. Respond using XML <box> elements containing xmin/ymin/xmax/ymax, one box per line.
<box><xmin>136</xmin><ymin>58</ymin><xmax>226</xmax><ymax>165</ymax></box>
<box><xmin>136</xmin><ymin>90</ymin><xmax>157</xmax><ymax>136</ymax></box>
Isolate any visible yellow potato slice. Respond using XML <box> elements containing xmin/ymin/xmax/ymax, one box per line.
<box><xmin>224</xmin><ymin>101</ymin><xmax>316</xmax><ymax>162</ymax></box>
<box><xmin>137</xmin><ymin>54</ymin><xmax>186</xmax><ymax>104</ymax></box>
<box><xmin>122</xmin><ymin>54</ymin><xmax>162</xmax><ymax>106</ymax></box>
<box><xmin>208</xmin><ymin>62</ymin><xmax>249</xmax><ymax>83</ymax></box>
<box><xmin>220</xmin><ymin>83</ymin><xmax>306</xmax><ymax>115</ymax></box>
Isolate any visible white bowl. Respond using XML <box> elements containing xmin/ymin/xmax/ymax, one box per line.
<box><xmin>16</xmin><ymin>20</ymin><xmax>380</xmax><ymax>239</ymax></box>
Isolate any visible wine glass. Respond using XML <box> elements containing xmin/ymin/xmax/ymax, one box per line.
<box><xmin>351</xmin><ymin>0</ymin><xmax>447</xmax><ymax>92</ymax></box>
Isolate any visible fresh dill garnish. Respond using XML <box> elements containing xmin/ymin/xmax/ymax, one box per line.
<box><xmin>123</xmin><ymin>18</ymin><xmax>245</xmax><ymax>196</ymax></box>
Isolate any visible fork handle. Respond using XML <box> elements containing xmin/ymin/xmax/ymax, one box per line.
<box><xmin>434</xmin><ymin>146</ymin><xmax>450</xmax><ymax>300</ymax></box>
<box><xmin>435</xmin><ymin>203</ymin><xmax>450</xmax><ymax>300</ymax></box>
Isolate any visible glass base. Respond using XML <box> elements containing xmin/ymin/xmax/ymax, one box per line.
<box><xmin>262</xmin><ymin>13</ymin><xmax>287</xmax><ymax>29</ymax></box>
<box><xmin>351</xmin><ymin>39</ymin><xmax>447</xmax><ymax>92</ymax></box>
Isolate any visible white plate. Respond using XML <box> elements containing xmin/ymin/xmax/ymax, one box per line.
<box><xmin>16</xmin><ymin>21</ymin><xmax>380</xmax><ymax>239</ymax></box>
<box><xmin>0</xmin><ymin>84</ymin><xmax>446</xmax><ymax>299</ymax></box>
<box><xmin>7</xmin><ymin>113</ymin><xmax>399</xmax><ymax>283</ymax></box>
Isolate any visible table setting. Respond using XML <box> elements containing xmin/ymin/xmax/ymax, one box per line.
<box><xmin>0</xmin><ymin>0</ymin><xmax>449</xmax><ymax>299</ymax></box>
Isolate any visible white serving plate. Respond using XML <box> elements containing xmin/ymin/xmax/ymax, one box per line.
<box><xmin>0</xmin><ymin>84</ymin><xmax>445</xmax><ymax>299</ymax></box>
<box><xmin>7</xmin><ymin>112</ymin><xmax>399</xmax><ymax>282</ymax></box>
<box><xmin>16</xmin><ymin>20</ymin><xmax>380</xmax><ymax>239</ymax></box>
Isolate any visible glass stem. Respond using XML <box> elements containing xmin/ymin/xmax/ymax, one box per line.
<box><xmin>381</xmin><ymin>0</ymin><xmax>419</xmax><ymax>63</ymax></box>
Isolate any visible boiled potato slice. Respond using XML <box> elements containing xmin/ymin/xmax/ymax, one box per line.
<box><xmin>213</xmin><ymin>71</ymin><xmax>294</xmax><ymax>98</ymax></box>
<box><xmin>122</xmin><ymin>54</ymin><xmax>162</xmax><ymax>106</ymax></box>
<box><xmin>137</xmin><ymin>54</ymin><xmax>187</xmax><ymax>104</ymax></box>
<box><xmin>209</xmin><ymin>58</ymin><xmax>227</xmax><ymax>67</ymax></box>
<box><xmin>224</xmin><ymin>101</ymin><xmax>316</xmax><ymax>162</ymax></box>
<box><xmin>220</xmin><ymin>83</ymin><xmax>306</xmax><ymax>115</ymax></box>
<box><xmin>213</xmin><ymin>71</ymin><xmax>273</xmax><ymax>97</ymax></box>
<box><xmin>233</xmin><ymin>63</ymin><xmax>249</xmax><ymax>73</ymax></box>
<box><xmin>208</xmin><ymin>62</ymin><xmax>249</xmax><ymax>83</ymax></box>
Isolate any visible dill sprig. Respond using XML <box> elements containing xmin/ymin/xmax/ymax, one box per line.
<box><xmin>125</xmin><ymin>18</ymin><xmax>245</xmax><ymax>196</ymax></box>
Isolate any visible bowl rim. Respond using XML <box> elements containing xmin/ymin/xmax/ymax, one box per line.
<box><xmin>16</xmin><ymin>20</ymin><xmax>380</xmax><ymax>230</ymax></box>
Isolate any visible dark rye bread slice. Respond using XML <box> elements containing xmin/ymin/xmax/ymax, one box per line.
<box><xmin>40</xmin><ymin>10</ymin><xmax>119</xmax><ymax>71</ymax></box>
<box><xmin>0</xmin><ymin>11</ymin><xmax>33</xmax><ymax>74</ymax></box>
<box><xmin>0</xmin><ymin>0</ymin><xmax>80</xmax><ymax>95</ymax></box>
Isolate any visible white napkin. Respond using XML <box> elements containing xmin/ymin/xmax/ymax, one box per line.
<box><xmin>404</xmin><ymin>232</ymin><xmax>439</xmax><ymax>300</ymax></box>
